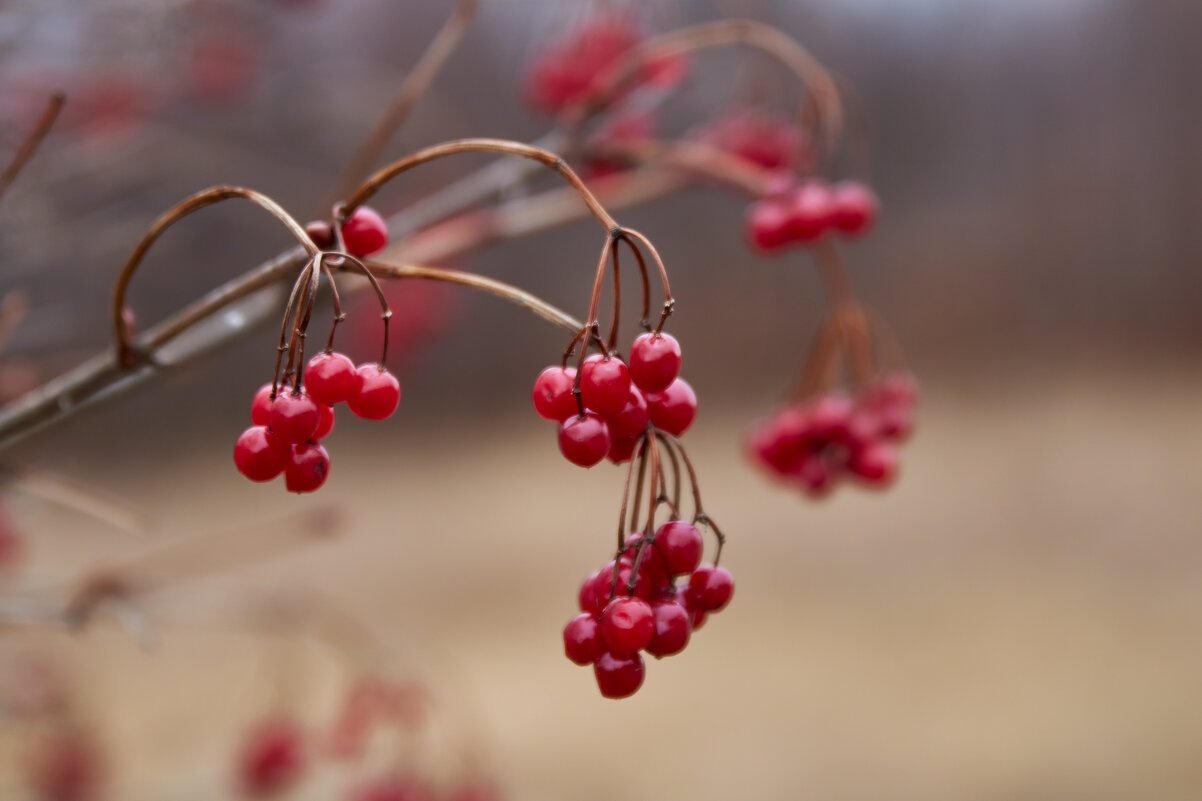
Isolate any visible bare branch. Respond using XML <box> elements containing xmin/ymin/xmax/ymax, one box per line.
<box><xmin>0</xmin><ymin>92</ymin><xmax>65</xmax><ymax>205</ymax></box>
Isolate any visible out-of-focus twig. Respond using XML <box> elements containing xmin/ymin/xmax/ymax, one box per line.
<box><xmin>0</xmin><ymin>92</ymin><xmax>65</xmax><ymax>205</ymax></box>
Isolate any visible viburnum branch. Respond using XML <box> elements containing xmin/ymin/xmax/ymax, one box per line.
<box><xmin>112</xmin><ymin>186</ymin><xmax>320</xmax><ymax>364</ymax></box>
<box><xmin>579</xmin><ymin>19</ymin><xmax>844</xmax><ymax>162</ymax></box>
<box><xmin>328</xmin><ymin>0</ymin><xmax>480</xmax><ymax>207</ymax></box>
<box><xmin>0</xmin><ymin>91</ymin><xmax>65</xmax><ymax>205</ymax></box>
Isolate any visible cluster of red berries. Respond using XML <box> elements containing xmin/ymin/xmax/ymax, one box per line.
<box><xmin>695</xmin><ymin>107</ymin><xmax>814</xmax><ymax>173</ymax></box>
<box><xmin>233</xmin><ymin>353</ymin><xmax>400</xmax><ymax>493</ymax></box>
<box><xmin>563</xmin><ymin>520</ymin><xmax>734</xmax><ymax>699</ymax></box>
<box><xmin>523</xmin><ymin>13</ymin><xmax>687</xmax><ymax>114</ymax></box>
<box><xmin>531</xmin><ymin>332</ymin><xmax>696</xmax><ymax>467</ymax></box>
<box><xmin>746</xmin><ymin>179</ymin><xmax>879</xmax><ymax>254</ymax></box>
<box><xmin>747</xmin><ymin>372</ymin><xmax>918</xmax><ymax>496</ymax></box>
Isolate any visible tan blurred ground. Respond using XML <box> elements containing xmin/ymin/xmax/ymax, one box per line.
<box><xmin>7</xmin><ymin>368</ymin><xmax>1202</xmax><ymax>801</ymax></box>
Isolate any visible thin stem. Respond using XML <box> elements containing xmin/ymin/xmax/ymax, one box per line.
<box><xmin>656</xmin><ymin>431</ymin><xmax>704</xmax><ymax>520</ymax></box>
<box><xmin>322</xmin><ymin>261</ymin><xmax>346</xmax><ymax>353</ymax></box>
<box><xmin>112</xmin><ymin>186</ymin><xmax>319</xmax><ymax>363</ymax></box>
<box><xmin>328</xmin><ymin>0</ymin><xmax>479</xmax><ymax>208</ymax></box>
<box><xmin>643</xmin><ymin>430</ymin><xmax>663</xmax><ymax>535</ymax></box>
<box><xmin>616</xmin><ymin>434</ymin><xmax>643</xmax><ymax>552</ymax></box>
<box><xmin>617</xmin><ymin>229</ymin><xmax>674</xmax><ymax>332</ymax></box>
<box><xmin>333</xmin><ymin>254</ymin><xmax>393</xmax><ymax>367</ymax></box>
<box><xmin>274</xmin><ymin>260</ymin><xmax>318</xmax><ymax>393</ymax></box>
<box><xmin>813</xmin><ymin>237</ymin><xmax>857</xmax><ymax>308</ymax></box>
<box><xmin>629</xmin><ymin>435</ymin><xmax>650</xmax><ymax>537</ymax></box>
<box><xmin>606</xmin><ymin>239</ymin><xmax>621</xmax><ymax>352</ymax></box>
<box><xmin>654</xmin><ymin>430</ymin><xmax>683</xmax><ymax>516</ymax></box>
<box><xmin>342</xmin><ymin>138</ymin><xmax>619</xmax><ymax>233</ymax></box>
<box><xmin>616</xmin><ymin>235</ymin><xmax>650</xmax><ymax>329</ymax></box>
<box><xmin>0</xmin><ymin>92</ymin><xmax>65</xmax><ymax>204</ymax></box>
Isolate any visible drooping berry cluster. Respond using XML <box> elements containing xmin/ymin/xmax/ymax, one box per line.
<box><xmin>531</xmin><ymin>332</ymin><xmax>695</xmax><ymax>468</ymax></box>
<box><xmin>747</xmin><ymin>371</ymin><xmax>917</xmax><ymax>497</ymax></box>
<box><xmin>523</xmin><ymin>13</ymin><xmax>687</xmax><ymax>115</ymax></box>
<box><xmin>694</xmin><ymin>107</ymin><xmax>815</xmax><ymax>173</ymax></box>
<box><xmin>233</xmin><ymin>352</ymin><xmax>400</xmax><ymax>493</ymax></box>
<box><xmin>564</xmin><ymin>519</ymin><xmax>734</xmax><ymax>699</ymax></box>
<box><xmin>746</xmin><ymin>179</ymin><xmax>879</xmax><ymax>254</ymax></box>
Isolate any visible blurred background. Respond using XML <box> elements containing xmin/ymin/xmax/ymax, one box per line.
<box><xmin>0</xmin><ymin>0</ymin><xmax>1199</xmax><ymax>799</ymax></box>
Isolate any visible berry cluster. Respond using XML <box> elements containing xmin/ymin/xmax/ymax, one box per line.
<box><xmin>531</xmin><ymin>332</ymin><xmax>695</xmax><ymax>468</ymax></box>
<box><xmin>695</xmin><ymin>107</ymin><xmax>814</xmax><ymax>173</ymax></box>
<box><xmin>747</xmin><ymin>371</ymin><xmax>918</xmax><ymax>496</ymax></box>
<box><xmin>233</xmin><ymin>352</ymin><xmax>400</xmax><ymax>493</ymax></box>
<box><xmin>563</xmin><ymin>520</ymin><xmax>734</xmax><ymax>699</ymax></box>
<box><xmin>523</xmin><ymin>13</ymin><xmax>687</xmax><ymax>114</ymax></box>
<box><xmin>746</xmin><ymin>179</ymin><xmax>879</xmax><ymax>254</ymax></box>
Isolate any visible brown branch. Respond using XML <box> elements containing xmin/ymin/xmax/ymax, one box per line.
<box><xmin>0</xmin><ymin>92</ymin><xmax>65</xmax><ymax>205</ymax></box>
<box><xmin>328</xmin><ymin>0</ymin><xmax>480</xmax><ymax>208</ymax></box>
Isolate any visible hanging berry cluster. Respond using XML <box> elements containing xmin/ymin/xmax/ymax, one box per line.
<box><xmin>746</xmin><ymin>178</ymin><xmax>879</xmax><ymax>254</ymax></box>
<box><xmin>233</xmin><ymin>207</ymin><xmax>398</xmax><ymax>493</ymax></box>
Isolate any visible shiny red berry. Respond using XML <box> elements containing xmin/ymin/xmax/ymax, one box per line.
<box><xmin>590</xmin><ymin>560</ymin><xmax>652</xmax><ymax>608</ymax></box>
<box><xmin>607</xmin><ymin>435</ymin><xmax>640</xmax><ymax>464</ymax></box>
<box><xmin>269</xmin><ymin>390</ymin><xmax>321</xmax><ymax>444</ymax></box>
<box><xmin>312</xmin><ymin>403</ymin><xmax>335</xmax><ymax>440</ymax></box>
<box><xmin>531</xmin><ymin>366</ymin><xmax>578</xmax><ymax>421</ymax></box>
<box><xmin>848</xmin><ymin>442</ymin><xmax>898</xmax><ymax>487</ymax></box>
<box><xmin>580</xmin><ymin>354</ymin><xmax>631</xmax><ymax>415</ymax></box>
<box><xmin>788</xmin><ymin>181</ymin><xmax>834</xmax><ymax>242</ymax></box>
<box><xmin>578</xmin><ymin>570</ymin><xmax>603</xmax><ymax>615</ymax></box>
<box><xmin>563</xmin><ymin>613</ymin><xmax>606</xmax><ymax>665</ymax></box>
<box><xmin>593</xmin><ymin>651</ymin><xmax>645</xmax><ymax>699</ymax></box>
<box><xmin>605</xmin><ymin>387</ymin><xmax>649</xmax><ymax>439</ymax></box>
<box><xmin>285</xmin><ymin>442</ymin><xmax>330</xmax><ymax>493</ymax></box>
<box><xmin>688</xmin><ymin>565</ymin><xmax>734</xmax><ymax>612</ymax></box>
<box><xmin>654</xmin><ymin>520</ymin><xmax>703</xmax><ymax>576</ymax></box>
<box><xmin>646</xmin><ymin>378</ymin><xmax>697</xmax><ymax>437</ymax></box>
<box><xmin>629</xmin><ymin>332</ymin><xmax>682</xmax><ymax>393</ymax></box>
<box><xmin>305</xmin><ymin>352</ymin><xmax>357</xmax><ymax>406</ymax></box>
<box><xmin>557</xmin><ymin>412</ymin><xmax>611</xmax><ymax>467</ymax></box>
<box><xmin>746</xmin><ymin>198</ymin><xmax>793</xmax><ymax>254</ymax></box>
<box><xmin>234</xmin><ymin>426</ymin><xmax>286</xmax><ymax>482</ymax></box>
<box><xmin>829</xmin><ymin>181</ymin><xmax>879</xmax><ymax>236</ymax></box>
<box><xmin>348</xmin><ymin>364</ymin><xmax>400</xmax><ymax>420</ymax></box>
<box><xmin>646</xmin><ymin>600</ymin><xmax>691</xmax><ymax>658</ymax></box>
<box><xmin>340</xmin><ymin>206</ymin><xmax>389</xmax><ymax>257</ymax></box>
<box><xmin>251</xmin><ymin>383</ymin><xmax>275</xmax><ymax>426</ymax></box>
<box><xmin>600</xmin><ymin>596</ymin><xmax>654</xmax><ymax>655</ymax></box>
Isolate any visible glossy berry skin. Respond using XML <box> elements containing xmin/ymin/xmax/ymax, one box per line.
<box><xmin>829</xmin><ymin>181</ymin><xmax>879</xmax><ymax>236</ymax></box>
<box><xmin>606</xmin><ymin>387</ymin><xmax>649</xmax><ymax>439</ymax></box>
<box><xmin>848</xmin><ymin>442</ymin><xmax>898</xmax><ymax>487</ymax></box>
<box><xmin>688</xmin><ymin>565</ymin><xmax>734</xmax><ymax>613</ymax></box>
<box><xmin>578</xmin><ymin>570</ymin><xmax>603</xmax><ymax>615</ymax></box>
<box><xmin>593</xmin><ymin>651</ymin><xmax>645</xmax><ymax>699</ymax></box>
<box><xmin>607</xmin><ymin>435</ymin><xmax>640</xmax><ymax>464</ymax></box>
<box><xmin>654</xmin><ymin>520</ymin><xmax>703</xmax><ymax>576</ymax></box>
<box><xmin>285</xmin><ymin>442</ymin><xmax>330</xmax><ymax>493</ymax></box>
<box><xmin>580</xmin><ymin>355</ymin><xmax>631</xmax><ymax>415</ymax></box>
<box><xmin>629</xmin><ymin>332</ymin><xmax>682</xmax><ymax>393</ymax></box>
<box><xmin>788</xmin><ymin>181</ymin><xmax>834</xmax><ymax>242</ymax></box>
<box><xmin>348</xmin><ymin>365</ymin><xmax>400</xmax><ymax>420</ymax></box>
<box><xmin>250</xmin><ymin>383</ymin><xmax>275</xmax><ymax>426</ymax></box>
<box><xmin>563</xmin><ymin>613</ymin><xmax>606</xmax><ymax>665</ymax></box>
<box><xmin>234</xmin><ymin>426</ymin><xmax>286</xmax><ymax>482</ymax></box>
<box><xmin>746</xmin><ymin>199</ymin><xmax>793</xmax><ymax>254</ymax></box>
<box><xmin>340</xmin><ymin>206</ymin><xmax>389</xmax><ymax>258</ymax></box>
<box><xmin>646</xmin><ymin>600</ymin><xmax>691</xmax><ymax>658</ymax></box>
<box><xmin>589</xmin><ymin>560</ymin><xmax>653</xmax><ymax>609</ymax></box>
<box><xmin>312</xmin><ymin>403</ymin><xmax>335</xmax><ymax>440</ymax></box>
<box><xmin>532</xmin><ymin>366</ymin><xmax>579</xmax><ymax>421</ymax></box>
<box><xmin>558</xmin><ymin>412</ymin><xmax>611</xmax><ymax>467</ymax></box>
<box><xmin>646</xmin><ymin>378</ymin><xmax>697</xmax><ymax>437</ymax></box>
<box><xmin>305</xmin><ymin>352</ymin><xmax>357</xmax><ymax>406</ymax></box>
<box><xmin>600</xmin><ymin>597</ymin><xmax>654</xmax><ymax>655</ymax></box>
<box><xmin>237</xmin><ymin>719</ymin><xmax>304</xmax><ymax>798</ymax></box>
<box><xmin>269</xmin><ymin>391</ymin><xmax>321</xmax><ymax>444</ymax></box>
<box><xmin>621</xmin><ymin>535</ymin><xmax>672</xmax><ymax>595</ymax></box>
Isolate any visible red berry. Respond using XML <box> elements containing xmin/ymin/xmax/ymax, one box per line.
<box><xmin>600</xmin><ymin>597</ymin><xmax>654</xmax><ymax>655</ymax></box>
<box><xmin>808</xmin><ymin>393</ymin><xmax>854</xmax><ymax>439</ymax></box>
<box><xmin>580</xmin><ymin>354</ymin><xmax>631</xmax><ymax>415</ymax></box>
<box><xmin>563</xmin><ymin>613</ymin><xmax>606</xmax><ymax>665</ymax></box>
<box><xmin>646</xmin><ymin>600</ymin><xmax>691</xmax><ymax>657</ymax></box>
<box><xmin>593</xmin><ymin>651</ymin><xmax>645</xmax><ymax>699</ymax></box>
<box><xmin>348</xmin><ymin>364</ymin><xmax>400</xmax><ymax>420</ymax></box>
<box><xmin>848</xmin><ymin>442</ymin><xmax>898</xmax><ymax>487</ymax></box>
<box><xmin>629</xmin><ymin>332</ymin><xmax>682</xmax><ymax>393</ymax></box>
<box><xmin>578</xmin><ymin>571</ymin><xmax>603</xmax><ymax>615</ymax></box>
<box><xmin>237</xmin><ymin>718</ymin><xmax>305</xmax><ymax>798</ymax></box>
<box><xmin>788</xmin><ymin>181</ymin><xmax>834</xmax><ymax>242</ymax></box>
<box><xmin>312</xmin><ymin>403</ymin><xmax>335</xmax><ymax>440</ymax></box>
<box><xmin>746</xmin><ymin>199</ymin><xmax>793</xmax><ymax>254</ymax></box>
<box><xmin>621</xmin><ymin>535</ymin><xmax>672</xmax><ymax>595</ymax></box>
<box><xmin>234</xmin><ymin>426</ymin><xmax>286</xmax><ymax>482</ymax></box>
<box><xmin>532</xmin><ymin>366</ymin><xmax>579</xmax><ymax>421</ymax></box>
<box><xmin>688</xmin><ymin>565</ymin><xmax>734</xmax><ymax>612</ymax></box>
<box><xmin>305</xmin><ymin>352</ymin><xmax>357</xmax><ymax>406</ymax></box>
<box><xmin>654</xmin><ymin>520</ymin><xmax>703</xmax><ymax>576</ymax></box>
<box><xmin>829</xmin><ymin>181</ymin><xmax>879</xmax><ymax>236</ymax></box>
<box><xmin>251</xmin><ymin>383</ymin><xmax>275</xmax><ymax>425</ymax></box>
<box><xmin>646</xmin><ymin>378</ymin><xmax>697</xmax><ymax>436</ymax></box>
<box><xmin>26</xmin><ymin>729</ymin><xmax>104</xmax><ymax>801</ymax></box>
<box><xmin>269</xmin><ymin>390</ymin><xmax>321</xmax><ymax>444</ymax></box>
<box><xmin>285</xmin><ymin>442</ymin><xmax>330</xmax><ymax>493</ymax></box>
<box><xmin>340</xmin><ymin>206</ymin><xmax>389</xmax><ymax>258</ymax></box>
<box><xmin>590</xmin><ymin>560</ymin><xmax>652</xmax><ymax>609</ymax></box>
<box><xmin>606</xmin><ymin>386</ymin><xmax>649</xmax><ymax>439</ymax></box>
<box><xmin>557</xmin><ymin>412</ymin><xmax>611</xmax><ymax>467</ymax></box>
<box><xmin>697</xmin><ymin>107</ymin><xmax>813</xmax><ymax>172</ymax></box>
<box><xmin>607</xmin><ymin>435</ymin><xmax>640</xmax><ymax>464</ymax></box>
<box><xmin>797</xmin><ymin>453</ymin><xmax>836</xmax><ymax>496</ymax></box>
